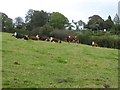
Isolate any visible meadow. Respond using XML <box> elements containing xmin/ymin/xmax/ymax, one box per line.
<box><xmin>1</xmin><ymin>32</ymin><xmax>118</xmax><ymax>88</ymax></box>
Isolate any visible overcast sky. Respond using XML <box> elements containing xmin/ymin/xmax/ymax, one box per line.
<box><xmin>0</xmin><ymin>0</ymin><xmax>119</xmax><ymax>23</ymax></box>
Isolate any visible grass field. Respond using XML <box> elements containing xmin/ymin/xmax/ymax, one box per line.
<box><xmin>1</xmin><ymin>32</ymin><xmax>118</xmax><ymax>88</ymax></box>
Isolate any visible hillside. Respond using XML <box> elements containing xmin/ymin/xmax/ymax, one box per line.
<box><xmin>1</xmin><ymin>32</ymin><xmax>118</xmax><ymax>88</ymax></box>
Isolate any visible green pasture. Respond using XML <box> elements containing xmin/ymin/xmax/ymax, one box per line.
<box><xmin>1</xmin><ymin>32</ymin><xmax>118</xmax><ymax>88</ymax></box>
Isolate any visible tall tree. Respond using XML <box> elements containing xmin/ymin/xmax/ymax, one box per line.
<box><xmin>2</xmin><ymin>13</ymin><xmax>14</xmax><ymax>32</ymax></box>
<box><xmin>14</xmin><ymin>16</ymin><xmax>24</xmax><ymax>29</ymax></box>
<box><xmin>87</xmin><ymin>15</ymin><xmax>104</xmax><ymax>30</ymax></box>
<box><xmin>25</xmin><ymin>9</ymin><xmax>34</xmax><ymax>23</ymax></box>
<box><xmin>25</xmin><ymin>9</ymin><xmax>34</xmax><ymax>31</ymax></box>
<box><xmin>49</xmin><ymin>12</ymin><xmax>69</xmax><ymax>29</ymax></box>
<box><xmin>104</xmin><ymin>15</ymin><xmax>114</xmax><ymax>30</ymax></box>
<box><xmin>30</xmin><ymin>10</ymin><xmax>49</xmax><ymax>30</ymax></box>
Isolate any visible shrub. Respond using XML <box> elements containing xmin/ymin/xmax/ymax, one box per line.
<box><xmin>78</xmin><ymin>34</ymin><xmax>92</xmax><ymax>45</ymax></box>
<box><xmin>92</xmin><ymin>35</ymin><xmax>119</xmax><ymax>49</ymax></box>
<box><xmin>14</xmin><ymin>28</ymin><xmax>29</xmax><ymax>35</ymax></box>
<box><xmin>77</xmin><ymin>30</ymin><xmax>119</xmax><ymax>49</ymax></box>
<box><xmin>50</xmin><ymin>29</ymin><xmax>76</xmax><ymax>41</ymax></box>
<box><xmin>29</xmin><ymin>24</ymin><xmax>54</xmax><ymax>36</ymax></box>
<box><xmin>40</xmin><ymin>24</ymin><xmax>54</xmax><ymax>36</ymax></box>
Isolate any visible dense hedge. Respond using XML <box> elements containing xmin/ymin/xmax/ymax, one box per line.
<box><xmin>77</xmin><ymin>34</ymin><xmax>92</xmax><ymax>45</ymax></box>
<box><xmin>78</xmin><ymin>33</ymin><xmax>119</xmax><ymax>49</ymax></box>
<box><xmin>50</xmin><ymin>29</ymin><xmax>76</xmax><ymax>41</ymax></box>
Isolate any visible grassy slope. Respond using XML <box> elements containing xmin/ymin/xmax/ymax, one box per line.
<box><xmin>1</xmin><ymin>32</ymin><xmax>118</xmax><ymax>88</ymax></box>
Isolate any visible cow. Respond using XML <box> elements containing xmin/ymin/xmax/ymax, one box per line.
<box><xmin>12</xmin><ymin>32</ymin><xmax>17</xmax><ymax>37</ymax></box>
<box><xmin>66</xmin><ymin>36</ymin><xmax>79</xmax><ymax>43</ymax></box>
<box><xmin>24</xmin><ymin>35</ymin><xmax>29</xmax><ymax>40</ymax></box>
<box><xmin>39</xmin><ymin>36</ymin><xmax>50</xmax><ymax>41</ymax></box>
<box><xmin>92</xmin><ymin>41</ymin><xmax>98</xmax><ymax>47</ymax></box>
<box><xmin>28</xmin><ymin>35</ymin><xmax>39</xmax><ymax>40</ymax></box>
<box><xmin>50</xmin><ymin>37</ymin><xmax>61</xmax><ymax>43</ymax></box>
<box><xmin>12</xmin><ymin>32</ymin><xmax>29</xmax><ymax>40</ymax></box>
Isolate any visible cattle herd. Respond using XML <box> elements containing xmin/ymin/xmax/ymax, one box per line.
<box><xmin>12</xmin><ymin>32</ymin><xmax>79</xmax><ymax>43</ymax></box>
<box><xmin>12</xmin><ymin>32</ymin><xmax>62</xmax><ymax>43</ymax></box>
<box><xmin>12</xmin><ymin>32</ymin><xmax>98</xmax><ymax>47</ymax></box>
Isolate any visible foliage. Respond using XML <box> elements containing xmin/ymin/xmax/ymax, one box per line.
<box><xmin>14</xmin><ymin>17</ymin><xmax>25</xmax><ymax>29</ymax></box>
<box><xmin>39</xmin><ymin>24</ymin><xmax>54</xmax><ymax>36</ymax></box>
<box><xmin>86</xmin><ymin>15</ymin><xmax>114</xmax><ymax>31</ymax></box>
<box><xmin>2</xmin><ymin>13</ymin><xmax>14</xmax><ymax>32</ymax></box>
<box><xmin>78</xmin><ymin>33</ymin><xmax>92</xmax><ymax>45</ymax></box>
<box><xmin>25</xmin><ymin>9</ymin><xmax>35</xmax><ymax>31</ymax></box>
<box><xmin>111</xmin><ymin>24</ymin><xmax>120</xmax><ymax>34</ymax></box>
<box><xmin>1</xmin><ymin>11</ymin><xmax>119</xmax><ymax>44</ymax></box>
<box><xmin>30</xmin><ymin>10</ymin><xmax>49</xmax><ymax>30</ymax></box>
<box><xmin>77</xmin><ymin>30</ymin><xmax>119</xmax><ymax>49</ymax></box>
<box><xmin>49</xmin><ymin>12</ymin><xmax>69</xmax><ymax>29</ymax></box>
<box><xmin>92</xmin><ymin>35</ymin><xmax>119</xmax><ymax>49</ymax></box>
<box><xmin>25</xmin><ymin>9</ymin><xmax>34</xmax><ymax>23</ymax></box>
<box><xmin>87</xmin><ymin>15</ymin><xmax>104</xmax><ymax>30</ymax></box>
<box><xmin>50</xmin><ymin>29</ymin><xmax>76</xmax><ymax>40</ymax></box>
<box><xmin>104</xmin><ymin>16</ymin><xmax>114</xmax><ymax>31</ymax></box>
<box><xmin>77</xmin><ymin>30</ymin><xmax>93</xmax><ymax>45</ymax></box>
<box><xmin>14</xmin><ymin>28</ymin><xmax>29</xmax><ymax>35</ymax></box>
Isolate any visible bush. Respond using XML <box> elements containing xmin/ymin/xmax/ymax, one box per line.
<box><xmin>92</xmin><ymin>35</ymin><xmax>119</xmax><ymax>49</ymax></box>
<box><xmin>77</xmin><ymin>30</ymin><xmax>119</xmax><ymax>49</ymax></box>
<box><xmin>110</xmin><ymin>24</ymin><xmax>120</xmax><ymax>34</ymax></box>
<box><xmin>29</xmin><ymin>24</ymin><xmax>54</xmax><ymax>36</ymax></box>
<box><xmin>40</xmin><ymin>24</ymin><xmax>54</xmax><ymax>36</ymax></box>
<box><xmin>50</xmin><ymin>29</ymin><xmax>76</xmax><ymax>41</ymax></box>
<box><xmin>78</xmin><ymin>34</ymin><xmax>92</xmax><ymax>45</ymax></box>
<box><xmin>13</xmin><ymin>28</ymin><xmax>29</xmax><ymax>35</ymax></box>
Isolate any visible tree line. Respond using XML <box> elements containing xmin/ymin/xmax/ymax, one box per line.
<box><xmin>1</xmin><ymin>9</ymin><xmax>120</xmax><ymax>34</ymax></box>
<box><xmin>1</xmin><ymin>9</ymin><xmax>120</xmax><ymax>49</ymax></box>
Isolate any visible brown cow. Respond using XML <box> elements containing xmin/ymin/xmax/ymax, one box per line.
<box><xmin>50</xmin><ymin>37</ymin><xmax>61</xmax><ymax>43</ymax></box>
<box><xmin>66</xmin><ymin>36</ymin><xmax>79</xmax><ymax>43</ymax></box>
<box><xmin>39</xmin><ymin>36</ymin><xmax>49</xmax><ymax>41</ymax></box>
<box><xmin>28</xmin><ymin>35</ymin><xmax>39</xmax><ymax>40</ymax></box>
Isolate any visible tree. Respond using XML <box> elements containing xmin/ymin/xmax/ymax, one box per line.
<box><xmin>113</xmin><ymin>14</ymin><xmax>120</xmax><ymax>24</ymax></box>
<box><xmin>111</xmin><ymin>24</ymin><xmax>120</xmax><ymax>34</ymax></box>
<box><xmin>104</xmin><ymin>15</ymin><xmax>114</xmax><ymax>31</ymax></box>
<box><xmin>25</xmin><ymin>9</ymin><xmax>34</xmax><ymax>31</ymax></box>
<box><xmin>2</xmin><ymin>13</ymin><xmax>14</xmax><ymax>32</ymax></box>
<box><xmin>30</xmin><ymin>10</ymin><xmax>49</xmax><ymax>30</ymax></box>
<box><xmin>40</xmin><ymin>24</ymin><xmax>54</xmax><ymax>36</ymax></box>
<box><xmin>25</xmin><ymin>9</ymin><xmax>34</xmax><ymax>23</ymax></box>
<box><xmin>25</xmin><ymin>9</ymin><xmax>49</xmax><ymax>31</ymax></box>
<box><xmin>14</xmin><ymin>16</ymin><xmax>24</xmax><ymax>29</ymax></box>
<box><xmin>87</xmin><ymin>15</ymin><xmax>104</xmax><ymax>30</ymax></box>
<box><xmin>49</xmin><ymin>12</ymin><xmax>69</xmax><ymax>29</ymax></box>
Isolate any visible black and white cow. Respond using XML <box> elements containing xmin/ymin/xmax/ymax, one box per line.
<box><xmin>12</xmin><ymin>32</ymin><xmax>29</xmax><ymax>40</ymax></box>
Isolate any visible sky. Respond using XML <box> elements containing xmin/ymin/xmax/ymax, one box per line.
<box><xmin>0</xmin><ymin>0</ymin><xmax>119</xmax><ymax>23</ymax></box>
